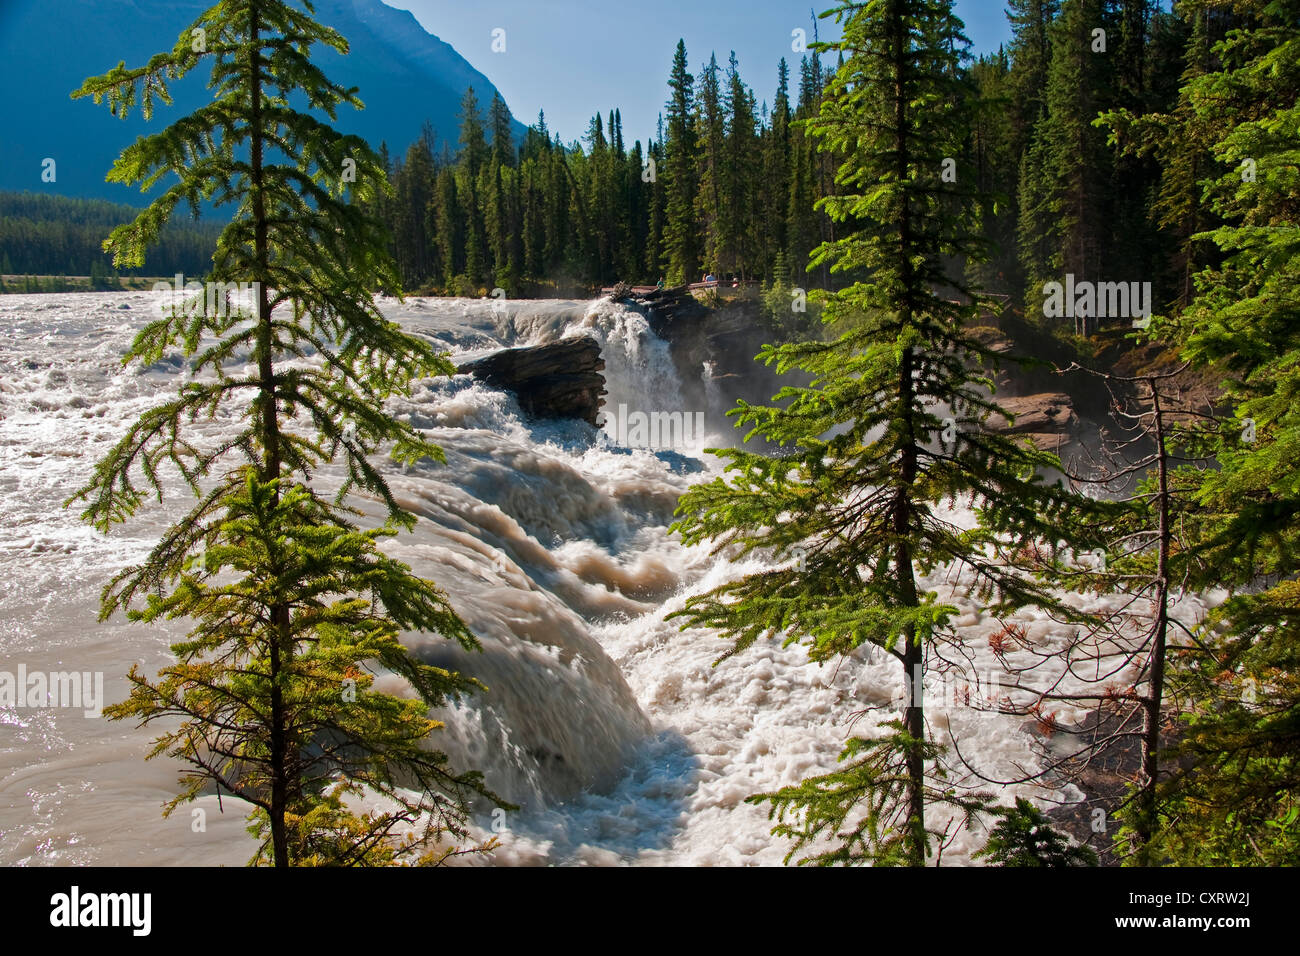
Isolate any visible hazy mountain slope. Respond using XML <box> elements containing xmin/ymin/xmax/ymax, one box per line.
<box><xmin>0</xmin><ymin>0</ymin><xmax>521</xmax><ymax>203</ymax></box>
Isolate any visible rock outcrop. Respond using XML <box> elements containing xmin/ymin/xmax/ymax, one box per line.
<box><xmin>458</xmin><ymin>336</ymin><xmax>606</xmax><ymax>426</ymax></box>
<box><xmin>612</xmin><ymin>286</ymin><xmax>710</xmax><ymax>340</ymax></box>
<box><xmin>987</xmin><ymin>392</ymin><xmax>1077</xmax><ymax>448</ymax></box>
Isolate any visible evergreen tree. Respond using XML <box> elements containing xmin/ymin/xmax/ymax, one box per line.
<box><xmin>760</xmin><ymin>58</ymin><xmax>793</xmax><ymax>277</ymax></box>
<box><xmin>488</xmin><ymin>91</ymin><xmax>515</xmax><ymax>168</ymax></box>
<box><xmin>485</xmin><ymin>158</ymin><xmax>510</xmax><ymax>287</ymax></box>
<box><xmin>662</xmin><ymin>40</ymin><xmax>700</xmax><ymax>284</ymax></box>
<box><xmin>458</xmin><ymin>87</ymin><xmax>490</xmax><ymax>177</ymax></box>
<box><xmin>68</xmin><ymin>0</ymin><xmax>500</xmax><ymax>865</ymax></box>
<box><xmin>787</xmin><ymin>56</ymin><xmax>822</xmax><ymax>288</ymax></box>
<box><xmin>112</xmin><ymin>475</ymin><xmax>498</xmax><ymax>865</ymax></box>
<box><xmin>967</xmin><ymin>50</ymin><xmax>1021</xmax><ymax>294</ymax></box>
<box><xmin>393</xmin><ymin>126</ymin><xmax>436</xmax><ymax>287</ymax></box>
<box><xmin>695</xmin><ymin>54</ymin><xmax>724</xmax><ymax>279</ymax></box>
<box><xmin>975</xmin><ymin>798</ymin><xmax>1098</xmax><ymax>866</ymax></box>
<box><xmin>457</xmin><ymin>88</ymin><xmax>490</xmax><ymax>288</ymax></box>
<box><xmin>1018</xmin><ymin>0</ymin><xmax>1113</xmax><ymax>324</ymax></box>
<box><xmin>645</xmin><ymin>130</ymin><xmax>667</xmax><ymax>279</ymax></box>
<box><xmin>1005</xmin><ymin>0</ymin><xmax>1060</xmax><ymax>154</ymax></box>
<box><xmin>1099</xmin><ymin>3</ymin><xmax>1223</xmax><ymax>308</ymax></box>
<box><xmin>723</xmin><ymin>51</ymin><xmax>758</xmax><ymax>278</ymax></box>
<box><xmin>433</xmin><ymin>166</ymin><xmax>463</xmax><ymax>287</ymax></box>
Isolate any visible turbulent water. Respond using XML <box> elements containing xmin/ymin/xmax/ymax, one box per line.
<box><xmin>0</xmin><ymin>290</ymin><xmax>1221</xmax><ymax>865</ymax></box>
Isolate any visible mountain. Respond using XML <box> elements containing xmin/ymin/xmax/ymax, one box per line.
<box><xmin>0</xmin><ymin>0</ymin><xmax>523</xmax><ymax>204</ymax></box>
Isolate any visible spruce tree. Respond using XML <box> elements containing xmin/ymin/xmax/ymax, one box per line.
<box><xmin>760</xmin><ymin>58</ymin><xmax>793</xmax><ymax>277</ymax></box>
<box><xmin>662</xmin><ymin>40</ymin><xmax>700</xmax><ymax>284</ymax></box>
<box><xmin>1005</xmin><ymin>0</ymin><xmax>1060</xmax><ymax>155</ymax></box>
<box><xmin>433</xmin><ymin>166</ymin><xmax>463</xmax><ymax>288</ymax></box>
<box><xmin>1018</xmin><ymin>0</ymin><xmax>1113</xmax><ymax>323</ymax></box>
<box><xmin>394</xmin><ymin>128</ymin><xmax>436</xmax><ymax>288</ymax></box>
<box><xmin>671</xmin><ymin>0</ymin><xmax>1096</xmax><ymax>865</ymax></box>
<box><xmin>786</xmin><ymin>55</ymin><xmax>823</xmax><ymax>289</ymax></box>
<box><xmin>975</xmin><ymin>798</ymin><xmax>1097</xmax><ymax>866</ymax></box>
<box><xmin>645</xmin><ymin>132</ymin><xmax>667</xmax><ymax>279</ymax></box>
<box><xmin>68</xmin><ymin>0</ymin><xmax>500</xmax><ymax>865</ymax></box>
<box><xmin>723</xmin><ymin>51</ymin><xmax>758</xmax><ymax>279</ymax></box>
<box><xmin>488</xmin><ymin>91</ymin><xmax>514</xmax><ymax>168</ymax></box>
<box><xmin>112</xmin><ymin>475</ymin><xmax>497</xmax><ymax>865</ymax></box>
<box><xmin>457</xmin><ymin>88</ymin><xmax>489</xmax><ymax>288</ymax></box>
<box><xmin>695</xmin><ymin>53</ymin><xmax>725</xmax><ymax>279</ymax></box>
<box><xmin>966</xmin><ymin>50</ymin><xmax>1020</xmax><ymax>294</ymax></box>
<box><xmin>1098</xmin><ymin>2</ymin><xmax>1221</xmax><ymax>309</ymax></box>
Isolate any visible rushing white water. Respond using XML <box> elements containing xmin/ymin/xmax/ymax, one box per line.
<box><xmin>0</xmin><ymin>290</ymin><xmax>1222</xmax><ymax>865</ymax></box>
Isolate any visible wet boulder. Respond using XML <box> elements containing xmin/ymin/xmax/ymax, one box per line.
<box><xmin>458</xmin><ymin>336</ymin><xmax>606</xmax><ymax>427</ymax></box>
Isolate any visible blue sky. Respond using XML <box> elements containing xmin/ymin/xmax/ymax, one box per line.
<box><xmin>387</xmin><ymin>1</ymin><xmax>1012</xmax><ymax>148</ymax></box>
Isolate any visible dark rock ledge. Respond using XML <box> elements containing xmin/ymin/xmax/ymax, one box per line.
<box><xmin>457</xmin><ymin>336</ymin><xmax>606</xmax><ymax>427</ymax></box>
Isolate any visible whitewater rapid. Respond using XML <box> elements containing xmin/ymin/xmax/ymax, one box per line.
<box><xmin>0</xmin><ymin>290</ymin><xmax>1222</xmax><ymax>865</ymax></box>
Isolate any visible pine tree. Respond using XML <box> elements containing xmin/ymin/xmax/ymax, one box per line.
<box><xmin>966</xmin><ymin>50</ymin><xmax>1021</xmax><ymax>294</ymax></box>
<box><xmin>645</xmin><ymin>129</ymin><xmax>667</xmax><ymax>280</ymax></box>
<box><xmin>787</xmin><ymin>55</ymin><xmax>822</xmax><ymax>289</ymax></box>
<box><xmin>68</xmin><ymin>0</ymin><xmax>501</xmax><ymax>865</ymax></box>
<box><xmin>1018</xmin><ymin>0</ymin><xmax>1113</xmax><ymax>325</ymax></box>
<box><xmin>723</xmin><ymin>51</ymin><xmax>758</xmax><ymax>279</ymax></box>
<box><xmin>1005</xmin><ymin>0</ymin><xmax>1060</xmax><ymax>155</ymax></box>
<box><xmin>975</xmin><ymin>798</ymin><xmax>1097</xmax><ymax>866</ymax></box>
<box><xmin>112</xmin><ymin>475</ymin><xmax>498</xmax><ymax>865</ymax></box>
<box><xmin>671</xmin><ymin>0</ymin><xmax>1095</xmax><ymax>866</ymax></box>
<box><xmin>433</xmin><ymin>166</ymin><xmax>463</xmax><ymax>287</ymax></box>
<box><xmin>488</xmin><ymin>91</ymin><xmax>514</xmax><ymax>168</ymax></box>
<box><xmin>662</xmin><ymin>40</ymin><xmax>700</xmax><ymax>284</ymax></box>
<box><xmin>623</xmin><ymin>137</ymin><xmax>647</xmax><ymax>279</ymax></box>
<box><xmin>695</xmin><ymin>54</ymin><xmax>724</xmax><ymax>279</ymax></box>
<box><xmin>458</xmin><ymin>86</ymin><xmax>489</xmax><ymax>177</ymax></box>
<box><xmin>485</xmin><ymin>159</ymin><xmax>509</xmax><ymax>286</ymax></box>
<box><xmin>457</xmin><ymin>87</ymin><xmax>489</xmax><ymax>288</ymax></box>
<box><xmin>760</xmin><ymin>58</ymin><xmax>793</xmax><ymax>278</ymax></box>
<box><xmin>1098</xmin><ymin>3</ymin><xmax>1224</xmax><ymax>308</ymax></box>
<box><xmin>393</xmin><ymin>126</ymin><xmax>437</xmax><ymax>287</ymax></box>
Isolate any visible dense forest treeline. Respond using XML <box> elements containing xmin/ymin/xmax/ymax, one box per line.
<box><xmin>370</xmin><ymin>39</ymin><xmax>838</xmax><ymax>297</ymax></box>
<box><xmin>0</xmin><ymin>191</ymin><xmax>223</xmax><ymax>286</ymax></box>
<box><xmin>370</xmin><ymin>0</ymin><xmax>1238</xmax><ymax>324</ymax></box>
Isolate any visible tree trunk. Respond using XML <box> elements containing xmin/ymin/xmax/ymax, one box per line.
<box><xmin>1136</xmin><ymin>380</ymin><xmax>1171</xmax><ymax>860</ymax></box>
<box><xmin>896</xmin><ymin>344</ymin><xmax>926</xmax><ymax>866</ymax></box>
<box><xmin>248</xmin><ymin>5</ymin><xmax>290</xmax><ymax>869</ymax></box>
<box><xmin>890</xmin><ymin>0</ymin><xmax>925</xmax><ymax>867</ymax></box>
